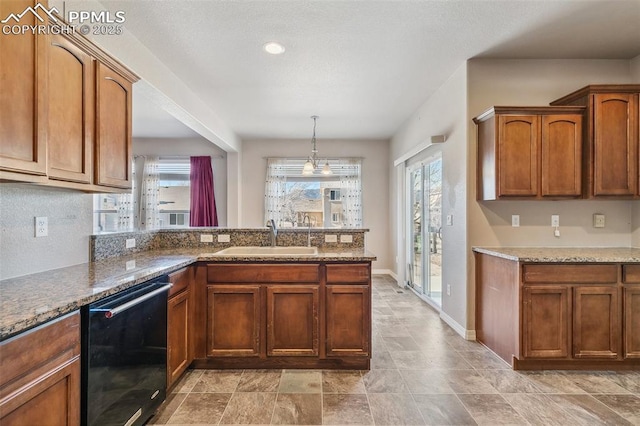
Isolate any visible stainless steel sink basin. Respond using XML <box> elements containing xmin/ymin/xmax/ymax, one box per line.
<box><xmin>212</xmin><ymin>246</ymin><xmax>318</xmax><ymax>256</ymax></box>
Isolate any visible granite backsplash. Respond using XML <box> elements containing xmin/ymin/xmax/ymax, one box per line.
<box><xmin>91</xmin><ymin>228</ymin><xmax>368</xmax><ymax>261</ymax></box>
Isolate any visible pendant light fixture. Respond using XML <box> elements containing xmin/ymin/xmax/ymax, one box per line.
<box><xmin>303</xmin><ymin>115</ymin><xmax>332</xmax><ymax>175</ymax></box>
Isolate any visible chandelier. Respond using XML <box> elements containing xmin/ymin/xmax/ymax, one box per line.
<box><xmin>302</xmin><ymin>115</ymin><xmax>332</xmax><ymax>175</ymax></box>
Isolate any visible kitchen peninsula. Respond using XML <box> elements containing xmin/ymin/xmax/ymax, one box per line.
<box><xmin>474</xmin><ymin>247</ymin><xmax>640</xmax><ymax>371</ymax></box>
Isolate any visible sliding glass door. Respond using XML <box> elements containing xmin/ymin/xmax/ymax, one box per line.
<box><xmin>407</xmin><ymin>155</ymin><xmax>442</xmax><ymax>307</ymax></box>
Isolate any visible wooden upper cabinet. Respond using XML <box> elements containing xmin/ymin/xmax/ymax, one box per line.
<box><xmin>47</xmin><ymin>34</ymin><xmax>93</xmax><ymax>183</ymax></box>
<box><xmin>95</xmin><ymin>63</ymin><xmax>133</xmax><ymax>189</ymax></box>
<box><xmin>551</xmin><ymin>85</ymin><xmax>640</xmax><ymax>198</ymax></box>
<box><xmin>541</xmin><ymin>114</ymin><xmax>582</xmax><ymax>197</ymax></box>
<box><xmin>498</xmin><ymin>115</ymin><xmax>539</xmax><ymax>196</ymax></box>
<box><xmin>593</xmin><ymin>93</ymin><xmax>638</xmax><ymax>196</ymax></box>
<box><xmin>0</xmin><ymin>0</ymin><xmax>47</xmax><ymax>177</ymax></box>
<box><xmin>474</xmin><ymin>106</ymin><xmax>584</xmax><ymax>200</ymax></box>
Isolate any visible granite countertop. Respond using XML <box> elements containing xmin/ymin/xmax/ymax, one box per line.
<box><xmin>0</xmin><ymin>247</ymin><xmax>376</xmax><ymax>341</ymax></box>
<box><xmin>473</xmin><ymin>247</ymin><xmax>640</xmax><ymax>263</ymax></box>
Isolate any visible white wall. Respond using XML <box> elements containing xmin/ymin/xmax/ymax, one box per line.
<box><xmin>134</xmin><ymin>137</ymin><xmax>228</xmax><ymax>226</ymax></box>
<box><xmin>390</xmin><ymin>63</ymin><xmax>469</xmax><ymax>335</ymax></box>
<box><xmin>0</xmin><ymin>185</ymin><xmax>93</xmax><ymax>280</ymax></box>
<box><xmin>240</xmin><ymin>139</ymin><xmax>391</xmax><ymax>270</ymax></box>
<box><xmin>631</xmin><ymin>54</ymin><xmax>640</xmax><ymax>82</ymax></box>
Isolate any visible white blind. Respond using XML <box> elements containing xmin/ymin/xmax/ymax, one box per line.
<box><xmin>266</xmin><ymin>158</ymin><xmax>361</xmax><ymax>177</ymax></box>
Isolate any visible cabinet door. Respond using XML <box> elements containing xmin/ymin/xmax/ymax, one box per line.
<box><xmin>326</xmin><ymin>285</ymin><xmax>370</xmax><ymax>357</ymax></box>
<box><xmin>266</xmin><ymin>285</ymin><xmax>319</xmax><ymax>356</ymax></box>
<box><xmin>47</xmin><ymin>34</ymin><xmax>93</xmax><ymax>183</ymax></box>
<box><xmin>522</xmin><ymin>286</ymin><xmax>570</xmax><ymax>359</ymax></box>
<box><xmin>0</xmin><ymin>357</ymin><xmax>80</xmax><ymax>426</ymax></box>
<box><xmin>168</xmin><ymin>289</ymin><xmax>191</xmax><ymax>388</ymax></box>
<box><xmin>0</xmin><ymin>0</ymin><xmax>47</xmax><ymax>176</ymax></box>
<box><xmin>593</xmin><ymin>93</ymin><xmax>639</xmax><ymax>196</ymax></box>
<box><xmin>497</xmin><ymin>115</ymin><xmax>539</xmax><ymax>196</ymax></box>
<box><xmin>541</xmin><ymin>114</ymin><xmax>582</xmax><ymax>197</ymax></box>
<box><xmin>624</xmin><ymin>285</ymin><xmax>640</xmax><ymax>359</ymax></box>
<box><xmin>573</xmin><ymin>286</ymin><xmax>621</xmax><ymax>359</ymax></box>
<box><xmin>95</xmin><ymin>62</ymin><xmax>132</xmax><ymax>189</ymax></box>
<box><xmin>206</xmin><ymin>285</ymin><xmax>260</xmax><ymax>357</ymax></box>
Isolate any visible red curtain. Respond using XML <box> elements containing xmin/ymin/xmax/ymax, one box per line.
<box><xmin>189</xmin><ymin>156</ymin><xmax>218</xmax><ymax>227</ymax></box>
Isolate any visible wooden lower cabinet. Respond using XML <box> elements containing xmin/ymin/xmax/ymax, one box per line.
<box><xmin>206</xmin><ymin>285</ymin><xmax>261</xmax><ymax>357</ymax></box>
<box><xmin>326</xmin><ymin>285</ymin><xmax>370</xmax><ymax>357</ymax></box>
<box><xmin>167</xmin><ymin>267</ymin><xmax>194</xmax><ymax>388</ymax></box>
<box><xmin>476</xmin><ymin>253</ymin><xmax>639</xmax><ymax>370</ymax></box>
<box><xmin>267</xmin><ymin>285</ymin><xmax>319</xmax><ymax>356</ymax></box>
<box><xmin>197</xmin><ymin>262</ymin><xmax>371</xmax><ymax>369</ymax></box>
<box><xmin>0</xmin><ymin>312</ymin><xmax>80</xmax><ymax>425</ymax></box>
<box><xmin>624</xmin><ymin>285</ymin><xmax>640</xmax><ymax>359</ymax></box>
<box><xmin>522</xmin><ymin>286</ymin><xmax>570</xmax><ymax>359</ymax></box>
<box><xmin>573</xmin><ymin>286</ymin><xmax>620</xmax><ymax>359</ymax></box>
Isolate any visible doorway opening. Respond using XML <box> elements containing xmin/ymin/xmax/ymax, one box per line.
<box><xmin>406</xmin><ymin>154</ymin><xmax>442</xmax><ymax>308</ymax></box>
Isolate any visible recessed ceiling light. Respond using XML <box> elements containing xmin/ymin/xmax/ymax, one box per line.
<box><xmin>263</xmin><ymin>42</ymin><xmax>285</xmax><ymax>55</ymax></box>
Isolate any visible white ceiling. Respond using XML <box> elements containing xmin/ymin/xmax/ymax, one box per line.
<box><xmin>112</xmin><ymin>0</ymin><xmax>640</xmax><ymax>141</ymax></box>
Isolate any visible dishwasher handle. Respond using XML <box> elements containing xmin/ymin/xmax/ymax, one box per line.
<box><xmin>92</xmin><ymin>283</ymin><xmax>172</xmax><ymax>319</ymax></box>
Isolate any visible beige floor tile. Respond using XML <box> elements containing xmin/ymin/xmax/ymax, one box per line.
<box><xmin>171</xmin><ymin>369</ymin><xmax>205</xmax><ymax>393</ymax></box>
<box><xmin>594</xmin><ymin>394</ymin><xmax>640</xmax><ymax>424</ymax></box>
<box><xmin>322</xmin><ymin>370</ymin><xmax>365</xmax><ymax>394</ymax></box>
<box><xmin>192</xmin><ymin>370</ymin><xmax>243</xmax><ymax>393</ymax></box>
<box><xmin>457</xmin><ymin>394</ymin><xmax>528</xmax><ymax>425</ymax></box>
<box><xmin>362</xmin><ymin>369</ymin><xmax>410</xmax><ymax>393</ymax></box>
<box><xmin>322</xmin><ymin>394</ymin><xmax>373</xmax><ymax>425</ymax></box>
<box><xmin>477</xmin><ymin>369</ymin><xmax>541</xmax><ymax>393</ymax></box>
<box><xmin>367</xmin><ymin>393</ymin><xmax>424</xmax><ymax>425</ymax></box>
<box><xmin>412</xmin><ymin>394</ymin><xmax>477</xmax><ymax>425</ymax></box>
<box><xmin>521</xmin><ymin>371</ymin><xmax>589</xmax><ymax>394</ymax></box>
<box><xmin>272</xmin><ymin>393</ymin><xmax>322</xmax><ymax>425</ymax></box>
<box><xmin>279</xmin><ymin>370</ymin><xmax>322</xmax><ymax>394</ymax></box>
<box><xmin>219</xmin><ymin>392</ymin><xmax>277</xmax><ymax>425</ymax></box>
<box><xmin>503</xmin><ymin>393</ymin><xmax>583</xmax><ymax>426</ymax></box>
<box><xmin>237</xmin><ymin>370</ymin><xmax>283</xmax><ymax>392</ymax></box>
<box><xmin>148</xmin><ymin>393</ymin><xmax>188</xmax><ymax>424</ymax></box>
<box><xmin>167</xmin><ymin>393</ymin><xmax>231</xmax><ymax>425</ymax></box>
<box><xmin>399</xmin><ymin>369</ymin><xmax>455</xmax><ymax>394</ymax></box>
<box><xmin>548</xmin><ymin>394</ymin><xmax>634</xmax><ymax>425</ymax></box>
<box><xmin>444</xmin><ymin>369</ymin><xmax>499</xmax><ymax>394</ymax></box>
<box><xmin>562</xmin><ymin>372</ymin><xmax>633</xmax><ymax>394</ymax></box>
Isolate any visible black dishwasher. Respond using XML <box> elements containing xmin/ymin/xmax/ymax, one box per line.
<box><xmin>81</xmin><ymin>276</ymin><xmax>171</xmax><ymax>426</ymax></box>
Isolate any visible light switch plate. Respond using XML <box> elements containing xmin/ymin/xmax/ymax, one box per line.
<box><xmin>446</xmin><ymin>215</ymin><xmax>453</xmax><ymax>226</ymax></box>
<box><xmin>200</xmin><ymin>234</ymin><xmax>214</xmax><ymax>243</ymax></box>
<box><xmin>325</xmin><ymin>234</ymin><xmax>338</xmax><ymax>243</ymax></box>
<box><xmin>511</xmin><ymin>215</ymin><xmax>520</xmax><ymax>227</ymax></box>
<box><xmin>217</xmin><ymin>234</ymin><xmax>231</xmax><ymax>243</ymax></box>
<box><xmin>340</xmin><ymin>234</ymin><xmax>353</xmax><ymax>243</ymax></box>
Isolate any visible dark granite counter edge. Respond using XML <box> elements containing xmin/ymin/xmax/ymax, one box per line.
<box><xmin>0</xmin><ymin>250</ymin><xmax>376</xmax><ymax>341</ymax></box>
<box><xmin>473</xmin><ymin>247</ymin><xmax>640</xmax><ymax>263</ymax></box>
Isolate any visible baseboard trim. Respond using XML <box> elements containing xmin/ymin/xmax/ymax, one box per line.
<box><xmin>372</xmin><ymin>269</ymin><xmax>396</xmax><ymax>279</ymax></box>
<box><xmin>439</xmin><ymin>311</ymin><xmax>476</xmax><ymax>341</ymax></box>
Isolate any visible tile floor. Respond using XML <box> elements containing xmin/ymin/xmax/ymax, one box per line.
<box><xmin>149</xmin><ymin>275</ymin><xmax>640</xmax><ymax>425</ymax></box>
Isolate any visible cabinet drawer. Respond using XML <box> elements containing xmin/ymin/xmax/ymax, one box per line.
<box><xmin>523</xmin><ymin>264</ymin><xmax>617</xmax><ymax>283</ymax></box>
<box><xmin>208</xmin><ymin>264</ymin><xmax>319</xmax><ymax>283</ymax></box>
<box><xmin>623</xmin><ymin>265</ymin><xmax>640</xmax><ymax>283</ymax></box>
<box><xmin>0</xmin><ymin>312</ymin><xmax>80</xmax><ymax>392</ymax></box>
<box><xmin>326</xmin><ymin>264</ymin><xmax>371</xmax><ymax>284</ymax></box>
<box><xmin>169</xmin><ymin>267</ymin><xmax>192</xmax><ymax>297</ymax></box>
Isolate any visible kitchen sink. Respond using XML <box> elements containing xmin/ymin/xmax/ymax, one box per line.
<box><xmin>212</xmin><ymin>246</ymin><xmax>318</xmax><ymax>256</ymax></box>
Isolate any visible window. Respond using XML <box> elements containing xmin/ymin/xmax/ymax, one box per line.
<box><xmin>265</xmin><ymin>158</ymin><xmax>362</xmax><ymax>228</ymax></box>
<box><xmin>92</xmin><ymin>157</ymin><xmax>192</xmax><ymax>232</ymax></box>
<box><xmin>157</xmin><ymin>158</ymin><xmax>190</xmax><ymax>228</ymax></box>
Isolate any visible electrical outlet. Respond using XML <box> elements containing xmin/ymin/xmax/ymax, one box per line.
<box><xmin>200</xmin><ymin>234</ymin><xmax>213</xmax><ymax>243</ymax></box>
<box><xmin>446</xmin><ymin>284</ymin><xmax>451</xmax><ymax>296</ymax></box>
<box><xmin>551</xmin><ymin>215</ymin><xmax>560</xmax><ymax>227</ymax></box>
<box><xmin>325</xmin><ymin>234</ymin><xmax>338</xmax><ymax>243</ymax></box>
<box><xmin>446</xmin><ymin>215</ymin><xmax>453</xmax><ymax>226</ymax></box>
<box><xmin>35</xmin><ymin>217</ymin><xmax>48</xmax><ymax>237</ymax></box>
<box><xmin>511</xmin><ymin>215</ymin><xmax>520</xmax><ymax>227</ymax></box>
<box><xmin>217</xmin><ymin>234</ymin><xmax>231</xmax><ymax>243</ymax></box>
<box><xmin>125</xmin><ymin>238</ymin><xmax>136</xmax><ymax>249</ymax></box>
<box><xmin>593</xmin><ymin>214</ymin><xmax>605</xmax><ymax>228</ymax></box>
<box><xmin>340</xmin><ymin>234</ymin><xmax>353</xmax><ymax>243</ymax></box>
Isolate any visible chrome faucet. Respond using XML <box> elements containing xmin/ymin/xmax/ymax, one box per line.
<box><xmin>266</xmin><ymin>219</ymin><xmax>278</xmax><ymax>247</ymax></box>
<box><xmin>303</xmin><ymin>214</ymin><xmax>312</xmax><ymax>247</ymax></box>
